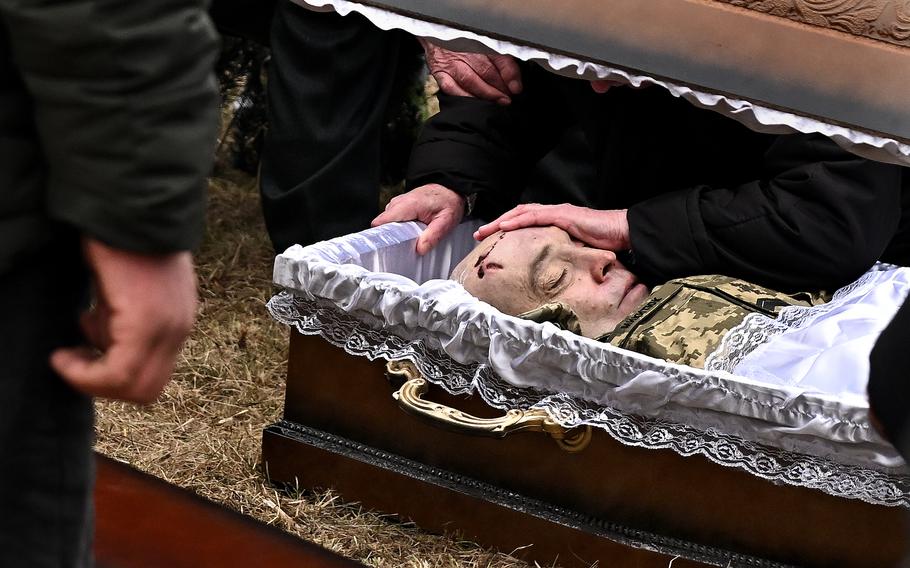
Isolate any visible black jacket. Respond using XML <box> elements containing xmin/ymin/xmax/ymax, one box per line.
<box><xmin>407</xmin><ymin>64</ymin><xmax>908</xmax><ymax>291</ymax></box>
<box><xmin>0</xmin><ymin>0</ymin><xmax>220</xmax><ymax>274</ymax></box>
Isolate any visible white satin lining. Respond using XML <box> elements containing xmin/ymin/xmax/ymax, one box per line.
<box><xmin>726</xmin><ymin>268</ymin><xmax>910</xmax><ymax>397</ymax></box>
<box><xmin>291</xmin><ymin>0</ymin><xmax>910</xmax><ymax>167</ymax></box>
<box><xmin>273</xmin><ymin>222</ymin><xmax>905</xmax><ymax>468</ymax></box>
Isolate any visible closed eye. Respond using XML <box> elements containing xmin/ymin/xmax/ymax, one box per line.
<box><xmin>543</xmin><ymin>268</ymin><xmax>568</xmax><ymax>292</ymax></box>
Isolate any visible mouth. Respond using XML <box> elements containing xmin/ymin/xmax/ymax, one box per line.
<box><xmin>619</xmin><ymin>282</ymin><xmax>648</xmax><ymax>310</ymax></box>
<box><xmin>619</xmin><ymin>276</ymin><xmax>637</xmax><ymax>298</ymax></box>
<box><xmin>604</xmin><ymin>266</ymin><xmax>634</xmax><ymax>291</ymax></box>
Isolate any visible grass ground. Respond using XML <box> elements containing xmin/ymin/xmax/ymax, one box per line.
<box><xmin>93</xmin><ymin>169</ymin><xmax>538</xmax><ymax>567</ymax></box>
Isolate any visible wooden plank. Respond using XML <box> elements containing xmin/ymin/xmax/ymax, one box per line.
<box><xmin>94</xmin><ymin>454</ymin><xmax>363</xmax><ymax>568</ymax></box>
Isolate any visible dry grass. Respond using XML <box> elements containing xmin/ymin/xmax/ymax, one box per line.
<box><xmin>93</xmin><ymin>171</ymin><xmax>537</xmax><ymax>567</ymax></box>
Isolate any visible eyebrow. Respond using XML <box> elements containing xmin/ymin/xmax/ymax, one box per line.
<box><xmin>527</xmin><ymin>244</ymin><xmax>552</xmax><ymax>292</ymax></box>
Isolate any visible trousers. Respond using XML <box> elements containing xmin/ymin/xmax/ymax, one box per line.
<box><xmin>259</xmin><ymin>2</ymin><xmax>417</xmax><ymax>252</ymax></box>
<box><xmin>0</xmin><ymin>244</ymin><xmax>94</xmax><ymax>568</ymax></box>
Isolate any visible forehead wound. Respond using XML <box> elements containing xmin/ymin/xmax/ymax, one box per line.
<box><xmin>474</xmin><ymin>232</ymin><xmax>506</xmax><ymax>279</ymax></box>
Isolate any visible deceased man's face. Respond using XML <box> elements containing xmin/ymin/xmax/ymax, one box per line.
<box><xmin>451</xmin><ymin>227</ymin><xmax>650</xmax><ymax>338</ymax></box>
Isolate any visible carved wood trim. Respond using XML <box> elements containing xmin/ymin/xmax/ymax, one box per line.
<box><xmin>714</xmin><ymin>0</ymin><xmax>910</xmax><ymax>47</ymax></box>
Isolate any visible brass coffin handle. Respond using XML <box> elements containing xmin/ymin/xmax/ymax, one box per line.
<box><xmin>387</xmin><ymin>360</ymin><xmax>591</xmax><ymax>453</ymax></box>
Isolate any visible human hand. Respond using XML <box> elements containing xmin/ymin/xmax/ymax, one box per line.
<box><xmin>419</xmin><ymin>38</ymin><xmax>522</xmax><ymax>105</ymax></box>
<box><xmin>371</xmin><ymin>184</ymin><xmax>466</xmax><ymax>255</ymax></box>
<box><xmin>50</xmin><ymin>238</ymin><xmax>198</xmax><ymax>404</ymax></box>
<box><xmin>475</xmin><ymin>204</ymin><xmax>631</xmax><ymax>251</ymax></box>
<box><xmin>590</xmin><ymin>79</ymin><xmax>623</xmax><ymax>93</ymax></box>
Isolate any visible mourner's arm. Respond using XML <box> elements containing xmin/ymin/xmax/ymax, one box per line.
<box><xmin>406</xmin><ymin>63</ymin><xmax>570</xmax><ymax>208</ymax></box>
<box><xmin>7</xmin><ymin>0</ymin><xmax>219</xmax><ymax>253</ymax></box>
<box><xmin>6</xmin><ymin>0</ymin><xmax>220</xmax><ymax>402</ymax></box>
<box><xmin>476</xmin><ymin>133</ymin><xmax>902</xmax><ymax>291</ymax></box>
<box><xmin>626</xmin><ymin>133</ymin><xmax>904</xmax><ymax>290</ymax></box>
<box><xmin>405</xmin><ymin>98</ymin><xmax>542</xmax><ymax>203</ymax></box>
<box><xmin>375</xmin><ymin>63</ymin><xmax>569</xmax><ymax>253</ymax></box>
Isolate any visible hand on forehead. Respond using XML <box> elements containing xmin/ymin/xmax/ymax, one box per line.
<box><xmin>451</xmin><ymin>225</ymin><xmax>649</xmax><ymax>339</ymax></box>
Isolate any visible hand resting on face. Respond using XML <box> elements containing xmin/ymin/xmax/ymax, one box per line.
<box><xmin>451</xmin><ymin>226</ymin><xmax>649</xmax><ymax>338</ymax></box>
<box><xmin>448</xmin><ymin>226</ymin><xmax>827</xmax><ymax>370</ymax></box>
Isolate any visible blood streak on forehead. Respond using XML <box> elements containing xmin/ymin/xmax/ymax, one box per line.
<box><xmin>473</xmin><ymin>232</ymin><xmax>506</xmax><ymax>279</ymax></box>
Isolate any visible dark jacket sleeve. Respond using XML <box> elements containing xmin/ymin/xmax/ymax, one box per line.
<box><xmin>868</xmin><ymin>296</ymin><xmax>910</xmax><ymax>453</ymax></box>
<box><xmin>627</xmin><ymin>134</ymin><xmax>904</xmax><ymax>290</ymax></box>
<box><xmin>406</xmin><ymin>64</ymin><xmax>571</xmax><ymax>206</ymax></box>
<box><xmin>1</xmin><ymin>0</ymin><xmax>220</xmax><ymax>253</ymax></box>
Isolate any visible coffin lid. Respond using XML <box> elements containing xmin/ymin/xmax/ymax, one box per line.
<box><xmin>297</xmin><ymin>0</ymin><xmax>910</xmax><ymax>166</ymax></box>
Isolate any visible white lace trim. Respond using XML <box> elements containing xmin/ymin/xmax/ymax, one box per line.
<box><xmin>705</xmin><ymin>263</ymin><xmax>900</xmax><ymax>373</ymax></box>
<box><xmin>268</xmin><ymin>291</ymin><xmax>910</xmax><ymax>508</ymax></box>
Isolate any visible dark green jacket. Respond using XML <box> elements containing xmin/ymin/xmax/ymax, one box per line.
<box><xmin>0</xmin><ymin>0</ymin><xmax>220</xmax><ymax>273</ymax></box>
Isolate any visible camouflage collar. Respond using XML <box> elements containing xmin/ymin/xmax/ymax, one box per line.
<box><xmin>517</xmin><ymin>302</ymin><xmax>582</xmax><ymax>335</ymax></box>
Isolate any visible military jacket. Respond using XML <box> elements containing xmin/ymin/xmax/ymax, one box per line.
<box><xmin>520</xmin><ymin>275</ymin><xmax>827</xmax><ymax>369</ymax></box>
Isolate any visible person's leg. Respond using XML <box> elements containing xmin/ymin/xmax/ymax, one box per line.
<box><xmin>209</xmin><ymin>0</ymin><xmax>277</xmax><ymax>46</ymax></box>
<box><xmin>259</xmin><ymin>2</ymin><xmax>405</xmax><ymax>252</ymax></box>
<box><xmin>868</xmin><ymin>296</ymin><xmax>910</xmax><ymax>454</ymax></box>
<box><xmin>867</xmin><ymin>294</ymin><xmax>910</xmax><ymax>564</ymax></box>
<box><xmin>0</xmin><ymin>245</ymin><xmax>94</xmax><ymax>568</ymax></box>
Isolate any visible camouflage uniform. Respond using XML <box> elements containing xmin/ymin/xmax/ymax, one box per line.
<box><xmin>520</xmin><ymin>275</ymin><xmax>828</xmax><ymax>369</ymax></box>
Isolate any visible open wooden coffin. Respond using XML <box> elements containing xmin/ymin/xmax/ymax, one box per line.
<box><xmin>263</xmin><ymin>2</ymin><xmax>910</xmax><ymax>566</ymax></box>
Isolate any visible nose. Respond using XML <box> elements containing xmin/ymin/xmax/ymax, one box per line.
<box><xmin>579</xmin><ymin>249</ymin><xmax>616</xmax><ymax>283</ymax></box>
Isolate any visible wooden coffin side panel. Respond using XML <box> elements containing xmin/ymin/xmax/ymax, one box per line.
<box><xmin>266</xmin><ymin>332</ymin><xmax>906</xmax><ymax>567</ymax></box>
<box><xmin>264</xmin><ymin>422</ymin><xmax>734</xmax><ymax>568</ymax></box>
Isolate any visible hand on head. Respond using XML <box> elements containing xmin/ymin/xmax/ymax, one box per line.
<box><xmin>371</xmin><ymin>190</ymin><xmax>647</xmax><ymax>336</ymax></box>
<box><xmin>475</xmin><ymin>203</ymin><xmax>631</xmax><ymax>252</ymax></box>
<box><xmin>50</xmin><ymin>238</ymin><xmax>198</xmax><ymax>404</ymax></box>
<box><xmin>452</xmin><ymin>226</ymin><xmax>648</xmax><ymax>338</ymax></box>
<box><xmin>372</xmin><ymin>191</ymin><xmax>632</xmax><ymax>260</ymax></box>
